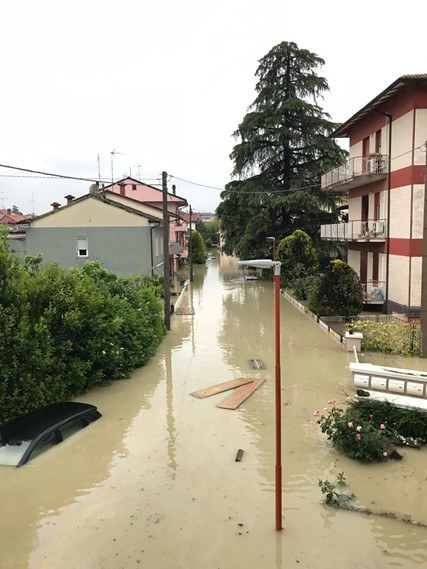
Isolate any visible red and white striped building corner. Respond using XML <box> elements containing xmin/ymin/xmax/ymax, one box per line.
<box><xmin>321</xmin><ymin>75</ymin><xmax>427</xmax><ymax>318</ymax></box>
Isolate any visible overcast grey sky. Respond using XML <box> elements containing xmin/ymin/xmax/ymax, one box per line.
<box><xmin>1</xmin><ymin>0</ymin><xmax>425</xmax><ymax>215</ymax></box>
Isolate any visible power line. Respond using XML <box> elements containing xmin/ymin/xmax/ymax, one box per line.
<box><xmin>0</xmin><ymin>163</ymin><xmax>163</xmax><ymax>185</ymax></box>
<box><xmin>0</xmin><ymin>163</ymin><xmax>104</xmax><ymax>183</ymax></box>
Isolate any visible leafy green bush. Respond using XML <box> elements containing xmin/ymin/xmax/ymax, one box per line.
<box><xmin>191</xmin><ymin>230</ymin><xmax>207</xmax><ymax>264</ymax></box>
<box><xmin>348</xmin><ymin>320</ymin><xmax>420</xmax><ymax>356</ymax></box>
<box><xmin>0</xmin><ymin>235</ymin><xmax>165</xmax><ymax>423</ymax></box>
<box><xmin>308</xmin><ymin>259</ymin><xmax>363</xmax><ymax>317</ymax></box>
<box><xmin>277</xmin><ymin>230</ymin><xmax>319</xmax><ymax>290</ymax></box>
<box><xmin>316</xmin><ymin>399</ymin><xmax>427</xmax><ymax>462</ymax></box>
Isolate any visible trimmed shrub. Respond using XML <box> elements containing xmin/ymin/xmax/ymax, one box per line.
<box><xmin>308</xmin><ymin>259</ymin><xmax>363</xmax><ymax>317</ymax></box>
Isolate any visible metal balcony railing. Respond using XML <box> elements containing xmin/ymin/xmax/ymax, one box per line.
<box><xmin>321</xmin><ymin>155</ymin><xmax>389</xmax><ymax>191</ymax></box>
<box><xmin>320</xmin><ymin>219</ymin><xmax>387</xmax><ymax>241</ymax></box>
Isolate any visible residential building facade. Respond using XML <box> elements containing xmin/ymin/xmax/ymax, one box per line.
<box><xmin>17</xmin><ymin>194</ymin><xmax>164</xmax><ymax>277</ymax></box>
<box><xmin>101</xmin><ymin>178</ymin><xmax>189</xmax><ymax>273</ymax></box>
<box><xmin>321</xmin><ymin>75</ymin><xmax>427</xmax><ymax>317</ymax></box>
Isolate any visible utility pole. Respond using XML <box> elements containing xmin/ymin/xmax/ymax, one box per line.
<box><xmin>420</xmin><ymin>142</ymin><xmax>427</xmax><ymax>356</ymax></box>
<box><xmin>189</xmin><ymin>205</ymin><xmax>193</xmax><ymax>282</ymax></box>
<box><xmin>162</xmin><ymin>171</ymin><xmax>171</xmax><ymax>330</ymax></box>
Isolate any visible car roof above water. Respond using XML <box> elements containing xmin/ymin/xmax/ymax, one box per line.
<box><xmin>0</xmin><ymin>402</ymin><xmax>101</xmax><ymax>443</ymax></box>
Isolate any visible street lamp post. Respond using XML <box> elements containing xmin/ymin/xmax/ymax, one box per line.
<box><xmin>266</xmin><ymin>236</ymin><xmax>276</xmax><ymax>260</ymax></box>
<box><xmin>238</xmin><ymin>259</ymin><xmax>283</xmax><ymax>531</ymax></box>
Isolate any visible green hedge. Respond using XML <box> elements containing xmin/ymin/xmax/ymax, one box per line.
<box><xmin>349</xmin><ymin>320</ymin><xmax>420</xmax><ymax>356</ymax></box>
<box><xmin>0</xmin><ymin>234</ymin><xmax>165</xmax><ymax>423</ymax></box>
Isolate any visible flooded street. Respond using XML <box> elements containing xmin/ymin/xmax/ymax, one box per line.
<box><xmin>2</xmin><ymin>251</ymin><xmax>427</xmax><ymax>568</ymax></box>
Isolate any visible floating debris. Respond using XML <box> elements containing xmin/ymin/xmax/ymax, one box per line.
<box><xmin>235</xmin><ymin>449</ymin><xmax>244</xmax><ymax>462</ymax></box>
<box><xmin>190</xmin><ymin>378</ymin><xmax>254</xmax><ymax>399</ymax></box>
<box><xmin>217</xmin><ymin>379</ymin><xmax>265</xmax><ymax>410</ymax></box>
<box><xmin>249</xmin><ymin>359</ymin><xmax>264</xmax><ymax>370</ymax></box>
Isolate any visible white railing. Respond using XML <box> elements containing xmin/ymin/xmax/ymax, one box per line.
<box><xmin>321</xmin><ymin>155</ymin><xmax>388</xmax><ymax>190</ymax></box>
<box><xmin>320</xmin><ymin>219</ymin><xmax>387</xmax><ymax>241</ymax></box>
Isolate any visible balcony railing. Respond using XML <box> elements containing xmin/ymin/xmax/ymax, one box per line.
<box><xmin>320</xmin><ymin>219</ymin><xmax>387</xmax><ymax>241</ymax></box>
<box><xmin>362</xmin><ymin>281</ymin><xmax>385</xmax><ymax>304</ymax></box>
<box><xmin>321</xmin><ymin>155</ymin><xmax>389</xmax><ymax>192</ymax></box>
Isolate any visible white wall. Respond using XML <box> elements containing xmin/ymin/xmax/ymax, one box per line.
<box><xmin>414</xmin><ymin>109</ymin><xmax>427</xmax><ymax>166</ymax></box>
<box><xmin>348</xmin><ymin>249</ymin><xmax>360</xmax><ymax>276</ymax></box>
<box><xmin>389</xmin><ymin>186</ymin><xmax>411</xmax><ymax>238</ymax></box>
<box><xmin>411</xmin><ymin>257</ymin><xmax>422</xmax><ymax>306</ymax></box>
<box><xmin>388</xmin><ymin>255</ymin><xmax>410</xmax><ymax>306</ymax></box>
<box><xmin>349</xmin><ymin>196</ymin><xmax>361</xmax><ymax>221</ymax></box>
<box><xmin>412</xmin><ymin>184</ymin><xmax>424</xmax><ymax>239</ymax></box>
<box><xmin>391</xmin><ymin>111</ymin><xmax>414</xmax><ymax>171</ymax></box>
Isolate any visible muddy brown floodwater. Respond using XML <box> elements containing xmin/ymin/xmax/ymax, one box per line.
<box><xmin>2</xmin><ymin>252</ymin><xmax>427</xmax><ymax>569</ymax></box>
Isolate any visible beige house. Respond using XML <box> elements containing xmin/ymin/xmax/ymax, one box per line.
<box><xmin>16</xmin><ymin>193</ymin><xmax>165</xmax><ymax>277</ymax></box>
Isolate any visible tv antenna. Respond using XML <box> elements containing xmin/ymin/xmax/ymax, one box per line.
<box><xmin>110</xmin><ymin>148</ymin><xmax>125</xmax><ymax>183</ymax></box>
<box><xmin>31</xmin><ymin>192</ymin><xmax>38</xmax><ymax>216</ymax></box>
<box><xmin>131</xmin><ymin>164</ymin><xmax>142</xmax><ymax>179</ymax></box>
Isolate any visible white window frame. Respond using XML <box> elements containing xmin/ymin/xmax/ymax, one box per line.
<box><xmin>76</xmin><ymin>237</ymin><xmax>89</xmax><ymax>258</ymax></box>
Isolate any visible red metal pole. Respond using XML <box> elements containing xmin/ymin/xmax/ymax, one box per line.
<box><xmin>274</xmin><ymin>271</ymin><xmax>282</xmax><ymax>531</ymax></box>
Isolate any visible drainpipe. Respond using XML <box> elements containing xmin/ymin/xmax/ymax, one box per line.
<box><xmin>421</xmin><ymin>140</ymin><xmax>427</xmax><ymax>356</ymax></box>
<box><xmin>372</xmin><ymin>108</ymin><xmax>392</xmax><ymax>313</ymax></box>
<box><xmin>385</xmin><ymin>113</ymin><xmax>392</xmax><ymax>314</ymax></box>
<box><xmin>150</xmin><ymin>223</ymin><xmax>160</xmax><ymax>277</ymax></box>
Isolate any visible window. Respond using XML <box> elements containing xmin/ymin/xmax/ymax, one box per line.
<box><xmin>132</xmin><ymin>184</ymin><xmax>137</xmax><ymax>191</ymax></box>
<box><xmin>76</xmin><ymin>238</ymin><xmax>89</xmax><ymax>258</ymax></box>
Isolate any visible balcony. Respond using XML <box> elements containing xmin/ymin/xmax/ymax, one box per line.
<box><xmin>320</xmin><ymin>219</ymin><xmax>387</xmax><ymax>242</ymax></box>
<box><xmin>362</xmin><ymin>281</ymin><xmax>385</xmax><ymax>305</ymax></box>
<box><xmin>321</xmin><ymin>155</ymin><xmax>389</xmax><ymax>192</ymax></box>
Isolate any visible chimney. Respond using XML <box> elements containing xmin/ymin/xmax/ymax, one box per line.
<box><xmin>51</xmin><ymin>202</ymin><xmax>60</xmax><ymax>211</ymax></box>
<box><xmin>118</xmin><ymin>182</ymin><xmax>126</xmax><ymax>196</ymax></box>
<box><xmin>64</xmin><ymin>194</ymin><xmax>75</xmax><ymax>206</ymax></box>
<box><xmin>172</xmin><ymin>184</ymin><xmax>176</xmax><ymax>195</ymax></box>
<box><xmin>7</xmin><ymin>208</ymin><xmax>11</xmax><ymax>214</ymax></box>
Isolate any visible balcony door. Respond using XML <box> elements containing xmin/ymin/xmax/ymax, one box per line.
<box><xmin>361</xmin><ymin>195</ymin><xmax>369</xmax><ymax>222</ymax></box>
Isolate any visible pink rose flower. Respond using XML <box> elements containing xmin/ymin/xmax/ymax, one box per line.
<box><xmin>356</xmin><ymin>433</ymin><xmax>361</xmax><ymax>440</ymax></box>
<box><xmin>383</xmin><ymin>451</ymin><xmax>388</xmax><ymax>457</ymax></box>
<box><xmin>380</xmin><ymin>424</ymin><xmax>385</xmax><ymax>429</ymax></box>
<box><xmin>328</xmin><ymin>399</ymin><xmax>337</xmax><ymax>405</ymax></box>
<box><xmin>312</xmin><ymin>410</ymin><xmax>320</xmax><ymax>417</ymax></box>
<box><xmin>356</xmin><ymin>426</ymin><xmax>362</xmax><ymax>432</ymax></box>
<box><xmin>347</xmin><ymin>421</ymin><xmax>353</xmax><ymax>428</ymax></box>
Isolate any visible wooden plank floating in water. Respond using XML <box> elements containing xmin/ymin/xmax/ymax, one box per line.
<box><xmin>249</xmin><ymin>359</ymin><xmax>264</xmax><ymax>370</ymax></box>
<box><xmin>190</xmin><ymin>378</ymin><xmax>254</xmax><ymax>399</ymax></box>
<box><xmin>217</xmin><ymin>379</ymin><xmax>265</xmax><ymax>410</ymax></box>
<box><xmin>175</xmin><ymin>307</ymin><xmax>195</xmax><ymax>315</ymax></box>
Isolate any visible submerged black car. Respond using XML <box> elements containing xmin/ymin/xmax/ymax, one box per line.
<box><xmin>0</xmin><ymin>402</ymin><xmax>101</xmax><ymax>467</ymax></box>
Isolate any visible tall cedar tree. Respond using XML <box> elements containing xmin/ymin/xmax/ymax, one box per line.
<box><xmin>217</xmin><ymin>42</ymin><xmax>347</xmax><ymax>259</ymax></box>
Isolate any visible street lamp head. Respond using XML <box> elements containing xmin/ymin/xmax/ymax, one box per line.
<box><xmin>238</xmin><ymin>259</ymin><xmax>281</xmax><ymax>276</ymax></box>
<box><xmin>266</xmin><ymin>236</ymin><xmax>275</xmax><ymax>242</ymax></box>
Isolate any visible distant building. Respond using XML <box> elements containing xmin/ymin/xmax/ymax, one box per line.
<box><xmin>0</xmin><ymin>208</ymin><xmax>28</xmax><ymax>224</ymax></box>
<box><xmin>101</xmin><ymin>178</ymin><xmax>189</xmax><ymax>273</ymax></box>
